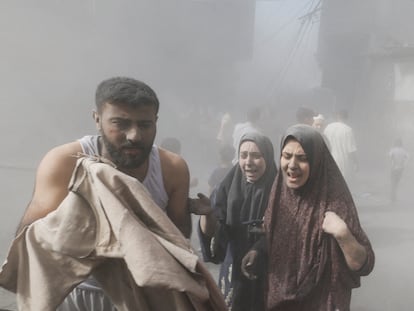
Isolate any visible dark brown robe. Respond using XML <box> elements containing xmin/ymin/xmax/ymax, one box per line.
<box><xmin>264</xmin><ymin>124</ymin><xmax>375</xmax><ymax>311</ymax></box>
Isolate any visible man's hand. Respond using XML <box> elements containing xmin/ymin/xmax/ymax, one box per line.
<box><xmin>241</xmin><ymin>250</ymin><xmax>259</xmax><ymax>280</ymax></box>
<box><xmin>188</xmin><ymin>193</ymin><xmax>212</xmax><ymax>215</ymax></box>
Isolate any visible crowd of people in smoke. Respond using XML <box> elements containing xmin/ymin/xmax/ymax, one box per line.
<box><xmin>0</xmin><ymin>77</ymin><xmax>376</xmax><ymax>311</ymax></box>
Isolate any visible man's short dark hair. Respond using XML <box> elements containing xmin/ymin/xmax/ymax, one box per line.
<box><xmin>296</xmin><ymin>106</ymin><xmax>315</xmax><ymax>124</ymax></box>
<box><xmin>95</xmin><ymin>77</ymin><xmax>159</xmax><ymax>113</ymax></box>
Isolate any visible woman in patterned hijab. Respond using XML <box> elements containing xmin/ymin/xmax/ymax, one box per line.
<box><xmin>263</xmin><ymin>124</ymin><xmax>374</xmax><ymax>311</ymax></box>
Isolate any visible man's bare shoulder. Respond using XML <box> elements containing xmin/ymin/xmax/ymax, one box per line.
<box><xmin>17</xmin><ymin>141</ymin><xmax>85</xmax><ymax>231</ymax></box>
<box><xmin>37</xmin><ymin>141</ymin><xmax>84</xmax><ymax>176</ymax></box>
<box><xmin>158</xmin><ymin>147</ymin><xmax>188</xmax><ymax>172</ymax></box>
<box><xmin>158</xmin><ymin>147</ymin><xmax>189</xmax><ymax>187</ymax></box>
<box><xmin>48</xmin><ymin>140</ymin><xmax>83</xmax><ymax>156</ymax></box>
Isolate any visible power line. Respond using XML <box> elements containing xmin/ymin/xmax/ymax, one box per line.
<box><xmin>268</xmin><ymin>17</ymin><xmax>313</xmax><ymax>95</ymax></box>
<box><xmin>298</xmin><ymin>0</ymin><xmax>322</xmax><ymax>22</ymax></box>
<box><xmin>258</xmin><ymin>0</ymin><xmax>317</xmax><ymax>46</ymax></box>
<box><xmin>264</xmin><ymin>0</ymin><xmax>322</xmax><ymax>99</ymax></box>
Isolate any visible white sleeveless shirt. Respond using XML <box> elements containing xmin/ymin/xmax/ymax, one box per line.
<box><xmin>78</xmin><ymin>135</ymin><xmax>169</xmax><ymax>212</ymax></box>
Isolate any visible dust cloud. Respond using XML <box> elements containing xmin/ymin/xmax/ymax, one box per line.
<box><xmin>0</xmin><ymin>1</ymin><xmax>413</xmax><ymax>310</ymax></box>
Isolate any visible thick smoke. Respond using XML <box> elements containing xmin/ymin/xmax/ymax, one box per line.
<box><xmin>1</xmin><ymin>1</ymin><xmax>413</xmax><ymax>310</ymax></box>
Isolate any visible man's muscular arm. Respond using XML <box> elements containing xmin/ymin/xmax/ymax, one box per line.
<box><xmin>160</xmin><ymin>149</ymin><xmax>192</xmax><ymax>238</ymax></box>
<box><xmin>16</xmin><ymin>142</ymin><xmax>81</xmax><ymax>235</ymax></box>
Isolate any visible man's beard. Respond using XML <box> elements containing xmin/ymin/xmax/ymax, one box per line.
<box><xmin>101</xmin><ymin>133</ymin><xmax>153</xmax><ymax>169</ymax></box>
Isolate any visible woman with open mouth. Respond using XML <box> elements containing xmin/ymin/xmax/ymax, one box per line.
<box><xmin>243</xmin><ymin>124</ymin><xmax>375</xmax><ymax>311</ymax></box>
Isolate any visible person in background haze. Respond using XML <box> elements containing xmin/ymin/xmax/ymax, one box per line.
<box><xmin>312</xmin><ymin>113</ymin><xmax>331</xmax><ymax>150</ymax></box>
<box><xmin>295</xmin><ymin>106</ymin><xmax>315</xmax><ymax>126</ymax></box>
<box><xmin>216</xmin><ymin>112</ymin><xmax>234</xmax><ymax>147</ymax></box>
<box><xmin>312</xmin><ymin>113</ymin><xmax>326</xmax><ymax>132</ymax></box>
<box><xmin>324</xmin><ymin>109</ymin><xmax>358</xmax><ymax>184</ymax></box>
<box><xmin>232</xmin><ymin>106</ymin><xmax>263</xmax><ymax>164</ymax></box>
<box><xmin>160</xmin><ymin>136</ymin><xmax>182</xmax><ymax>154</ymax></box>
<box><xmin>160</xmin><ymin>136</ymin><xmax>198</xmax><ymax>188</ymax></box>
<box><xmin>207</xmin><ymin>143</ymin><xmax>235</xmax><ymax>195</ymax></box>
<box><xmin>388</xmin><ymin>137</ymin><xmax>409</xmax><ymax>202</ymax></box>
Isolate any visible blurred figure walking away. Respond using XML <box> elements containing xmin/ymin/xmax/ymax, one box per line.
<box><xmin>295</xmin><ymin>106</ymin><xmax>315</xmax><ymax>126</ymax></box>
<box><xmin>312</xmin><ymin>114</ymin><xmax>331</xmax><ymax>150</ymax></box>
<box><xmin>312</xmin><ymin>113</ymin><xmax>326</xmax><ymax>132</ymax></box>
<box><xmin>207</xmin><ymin>143</ymin><xmax>235</xmax><ymax>195</ymax></box>
<box><xmin>232</xmin><ymin>106</ymin><xmax>263</xmax><ymax>164</ymax></box>
<box><xmin>160</xmin><ymin>136</ymin><xmax>199</xmax><ymax>188</ymax></box>
<box><xmin>216</xmin><ymin>112</ymin><xmax>234</xmax><ymax>147</ymax></box>
<box><xmin>324</xmin><ymin>109</ymin><xmax>358</xmax><ymax>185</ymax></box>
<box><xmin>388</xmin><ymin>137</ymin><xmax>409</xmax><ymax>203</ymax></box>
<box><xmin>160</xmin><ymin>136</ymin><xmax>182</xmax><ymax>154</ymax></box>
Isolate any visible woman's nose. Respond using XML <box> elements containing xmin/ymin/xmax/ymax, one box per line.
<box><xmin>288</xmin><ymin>157</ymin><xmax>297</xmax><ymax>168</ymax></box>
<box><xmin>246</xmin><ymin>155</ymin><xmax>254</xmax><ymax>164</ymax></box>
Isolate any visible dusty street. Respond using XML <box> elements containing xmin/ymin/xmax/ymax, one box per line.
<box><xmin>0</xmin><ymin>167</ymin><xmax>413</xmax><ymax>310</ymax></box>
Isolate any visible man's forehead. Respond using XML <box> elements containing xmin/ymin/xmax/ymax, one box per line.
<box><xmin>102</xmin><ymin>102</ymin><xmax>157</xmax><ymax>116</ymax></box>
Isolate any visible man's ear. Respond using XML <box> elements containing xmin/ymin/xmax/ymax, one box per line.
<box><xmin>92</xmin><ymin>110</ymin><xmax>101</xmax><ymax>130</ymax></box>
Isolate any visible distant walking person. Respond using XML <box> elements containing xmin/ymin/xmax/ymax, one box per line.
<box><xmin>295</xmin><ymin>106</ymin><xmax>315</xmax><ymax>126</ymax></box>
<box><xmin>160</xmin><ymin>136</ymin><xmax>199</xmax><ymax>188</ymax></box>
<box><xmin>313</xmin><ymin>114</ymin><xmax>331</xmax><ymax>151</ymax></box>
<box><xmin>312</xmin><ymin>113</ymin><xmax>326</xmax><ymax>132</ymax></box>
<box><xmin>389</xmin><ymin>137</ymin><xmax>409</xmax><ymax>202</ymax></box>
<box><xmin>324</xmin><ymin>109</ymin><xmax>358</xmax><ymax>183</ymax></box>
<box><xmin>207</xmin><ymin>143</ymin><xmax>235</xmax><ymax>195</ymax></box>
<box><xmin>232</xmin><ymin>106</ymin><xmax>263</xmax><ymax>164</ymax></box>
<box><xmin>216</xmin><ymin>112</ymin><xmax>234</xmax><ymax>147</ymax></box>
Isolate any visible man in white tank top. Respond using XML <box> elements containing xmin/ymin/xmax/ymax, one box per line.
<box><xmin>16</xmin><ymin>77</ymin><xmax>192</xmax><ymax>310</ymax></box>
<box><xmin>78</xmin><ymin>135</ymin><xmax>169</xmax><ymax>211</ymax></box>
